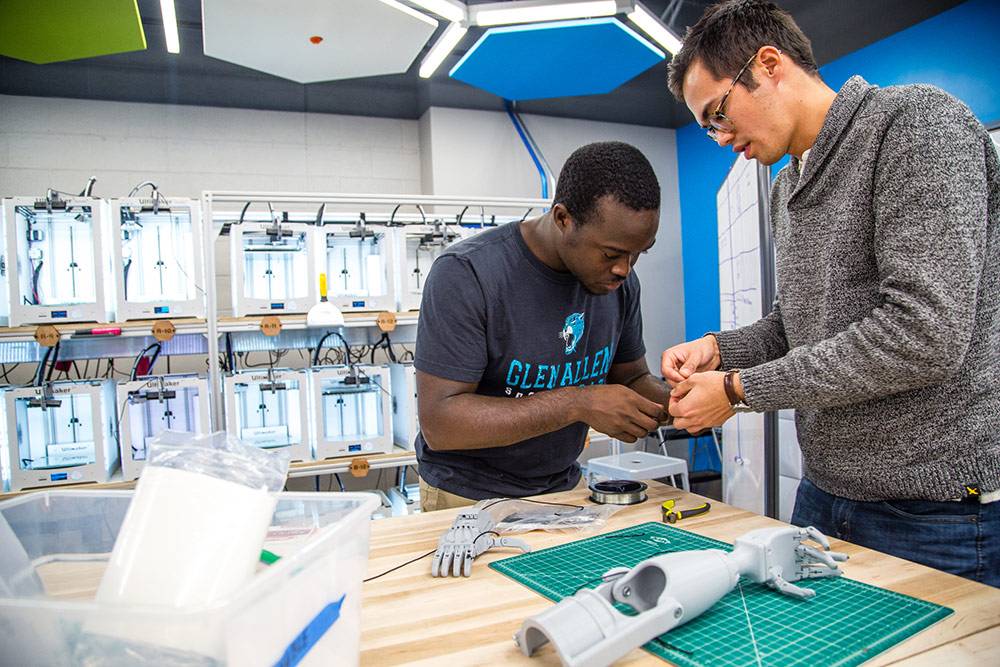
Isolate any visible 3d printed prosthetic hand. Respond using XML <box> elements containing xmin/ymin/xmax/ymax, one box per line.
<box><xmin>431</xmin><ymin>499</ymin><xmax>620</xmax><ymax>578</ymax></box>
<box><xmin>515</xmin><ymin>526</ymin><xmax>848</xmax><ymax>667</ymax></box>
<box><xmin>431</xmin><ymin>505</ymin><xmax>531</xmax><ymax>577</ymax></box>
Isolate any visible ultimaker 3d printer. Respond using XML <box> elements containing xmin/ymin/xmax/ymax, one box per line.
<box><xmin>0</xmin><ymin>380</ymin><xmax>118</xmax><ymax>492</ymax></box>
<box><xmin>111</xmin><ymin>194</ymin><xmax>206</xmax><ymax>320</ymax></box>
<box><xmin>116</xmin><ymin>373</ymin><xmax>211</xmax><ymax>480</ymax></box>
<box><xmin>1</xmin><ymin>195</ymin><xmax>114</xmax><ymax>326</ymax></box>
<box><xmin>224</xmin><ymin>367</ymin><xmax>313</xmax><ymax>462</ymax></box>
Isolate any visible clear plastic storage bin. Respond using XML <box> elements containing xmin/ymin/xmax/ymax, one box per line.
<box><xmin>0</xmin><ymin>489</ymin><xmax>378</xmax><ymax>666</ymax></box>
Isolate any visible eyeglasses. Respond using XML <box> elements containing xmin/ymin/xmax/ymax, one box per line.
<box><xmin>705</xmin><ymin>52</ymin><xmax>758</xmax><ymax>142</ymax></box>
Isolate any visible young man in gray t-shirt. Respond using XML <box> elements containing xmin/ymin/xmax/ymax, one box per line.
<box><xmin>414</xmin><ymin>142</ymin><xmax>672</xmax><ymax>510</ymax></box>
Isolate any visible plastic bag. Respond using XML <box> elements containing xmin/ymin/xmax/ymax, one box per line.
<box><xmin>143</xmin><ymin>429</ymin><xmax>288</xmax><ymax>492</ymax></box>
<box><xmin>89</xmin><ymin>431</ymin><xmax>290</xmax><ymax>658</ymax></box>
<box><xmin>476</xmin><ymin>498</ymin><xmax>623</xmax><ymax>535</ymax></box>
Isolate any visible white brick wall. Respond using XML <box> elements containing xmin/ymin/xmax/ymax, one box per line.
<box><xmin>0</xmin><ymin>94</ymin><xmax>422</xmax><ymax>199</ymax></box>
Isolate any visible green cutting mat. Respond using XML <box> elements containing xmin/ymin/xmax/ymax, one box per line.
<box><xmin>490</xmin><ymin>522</ymin><xmax>952</xmax><ymax>667</ymax></box>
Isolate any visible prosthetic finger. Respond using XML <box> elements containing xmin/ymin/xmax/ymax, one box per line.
<box><xmin>798</xmin><ymin>564</ymin><xmax>845</xmax><ymax>579</ymax></box>
<box><xmin>431</xmin><ymin>552</ymin><xmax>442</xmax><ymax>578</ymax></box>
<box><xmin>768</xmin><ymin>573</ymin><xmax>815</xmax><ymax>599</ymax></box>
<box><xmin>801</xmin><ymin>526</ymin><xmax>832</xmax><ymax>550</ymax></box>
<box><xmin>797</xmin><ymin>544</ymin><xmax>842</xmax><ymax>570</ymax></box>
<box><xmin>463</xmin><ymin>548</ymin><xmax>475</xmax><ymax>577</ymax></box>
<box><xmin>442</xmin><ymin>543</ymin><xmax>457</xmax><ymax>578</ymax></box>
<box><xmin>431</xmin><ymin>541</ymin><xmax>454</xmax><ymax>578</ymax></box>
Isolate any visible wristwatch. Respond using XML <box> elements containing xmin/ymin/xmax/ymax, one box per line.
<box><xmin>723</xmin><ymin>370</ymin><xmax>754</xmax><ymax>413</ymax></box>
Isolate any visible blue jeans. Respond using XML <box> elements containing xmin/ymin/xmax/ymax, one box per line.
<box><xmin>791</xmin><ymin>477</ymin><xmax>999</xmax><ymax>587</ymax></box>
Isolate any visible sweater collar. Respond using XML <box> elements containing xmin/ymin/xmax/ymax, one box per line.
<box><xmin>791</xmin><ymin>75</ymin><xmax>875</xmax><ymax>194</ymax></box>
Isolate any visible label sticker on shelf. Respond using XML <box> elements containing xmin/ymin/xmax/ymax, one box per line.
<box><xmin>349</xmin><ymin>458</ymin><xmax>370</xmax><ymax>478</ymax></box>
<box><xmin>152</xmin><ymin>320</ymin><xmax>176</xmax><ymax>342</ymax></box>
<box><xmin>34</xmin><ymin>325</ymin><xmax>61</xmax><ymax>347</ymax></box>
<box><xmin>376</xmin><ymin>311</ymin><xmax>397</xmax><ymax>333</ymax></box>
<box><xmin>260</xmin><ymin>316</ymin><xmax>282</xmax><ymax>337</ymax></box>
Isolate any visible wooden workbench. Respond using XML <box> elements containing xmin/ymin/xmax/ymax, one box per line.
<box><xmin>360</xmin><ymin>481</ymin><xmax>1000</xmax><ymax>666</ymax></box>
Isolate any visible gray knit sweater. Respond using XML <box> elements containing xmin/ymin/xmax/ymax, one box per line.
<box><xmin>714</xmin><ymin>76</ymin><xmax>1000</xmax><ymax>501</ymax></box>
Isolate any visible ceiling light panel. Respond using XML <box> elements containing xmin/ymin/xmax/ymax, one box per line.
<box><xmin>409</xmin><ymin>0</ymin><xmax>467</xmax><ymax>23</ymax></box>
<box><xmin>160</xmin><ymin>0</ymin><xmax>180</xmax><ymax>53</ymax></box>
<box><xmin>627</xmin><ymin>1</ymin><xmax>682</xmax><ymax>54</ymax></box>
<box><xmin>202</xmin><ymin>0</ymin><xmax>438</xmax><ymax>83</ymax></box>
<box><xmin>471</xmin><ymin>0</ymin><xmax>620</xmax><ymax>27</ymax></box>
<box><xmin>420</xmin><ymin>22</ymin><xmax>468</xmax><ymax>78</ymax></box>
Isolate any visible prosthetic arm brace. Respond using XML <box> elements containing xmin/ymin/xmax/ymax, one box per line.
<box><xmin>515</xmin><ymin>526</ymin><xmax>848</xmax><ymax>667</ymax></box>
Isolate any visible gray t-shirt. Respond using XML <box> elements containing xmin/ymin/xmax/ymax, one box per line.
<box><xmin>414</xmin><ymin>221</ymin><xmax>646</xmax><ymax>499</ymax></box>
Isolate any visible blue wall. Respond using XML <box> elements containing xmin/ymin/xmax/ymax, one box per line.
<box><xmin>677</xmin><ymin>0</ymin><xmax>1000</xmax><ymax>340</ymax></box>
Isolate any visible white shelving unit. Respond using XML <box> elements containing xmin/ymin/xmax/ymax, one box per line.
<box><xmin>0</xmin><ymin>190</ymin><xmax>548</xmax><ymax>493</ymax></box>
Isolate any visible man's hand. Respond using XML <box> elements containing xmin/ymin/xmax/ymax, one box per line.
<box><xmin>668</xmin><ymin>371</ymin><xmax>734</xmax><ymax>433</ymax></box>
<box><xmin>661</xmin><ymin>335</ymin><xmax>722</xmax><ymax>386</ymax></box>
<box><xmin>577</xmin><ymin>385</ymin><xmax>665</xmax><ymax>443</ymax></box>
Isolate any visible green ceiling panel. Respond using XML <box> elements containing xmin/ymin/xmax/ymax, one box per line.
<box><xmin>0</xmin><ymin>0</ymin><xmax>146</xmax><ymax>64</ymax></box>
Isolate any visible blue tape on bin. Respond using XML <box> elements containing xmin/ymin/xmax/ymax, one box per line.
<box><xmin>273</xmin><ymin>594</ymin><xmax>345</xmax><ymax>667</ymax></box>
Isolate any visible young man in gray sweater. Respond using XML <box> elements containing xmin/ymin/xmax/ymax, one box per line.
<box><xmin>663</xmin><ymin>0</ymin><xmax>999</xmax><ymax>586</ymax></box>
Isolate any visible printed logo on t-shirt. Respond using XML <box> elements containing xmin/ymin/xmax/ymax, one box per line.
<box><xmin>503</xmin><ymin>345</ymin><xmax>612</xmax><ymax>398</ymax></box>
<box><xmin>560</xmin><ymin>312</ymin><xmax>585</xmax><ymax>355</ymax></box>
<box><xmin>503</xmin><ymin>311</ymin><xmax>611</xmax><ymax>398</ymax></box>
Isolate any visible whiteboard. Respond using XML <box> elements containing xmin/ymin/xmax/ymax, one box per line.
<box><xmin>716</xmin><ymin>155</ymin><xmax>765</xmax><ymax>515</ymax></box>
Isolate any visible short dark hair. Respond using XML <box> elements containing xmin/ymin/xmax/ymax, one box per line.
<box><xmin>553</xmin><ymin>141</ymin><xmax>659</xmax><ymax>225</ymax></box>
<box><xmin>667</xmin><ymin>0</ymin><xmax>818</xmax><ymax>102</ymax></box>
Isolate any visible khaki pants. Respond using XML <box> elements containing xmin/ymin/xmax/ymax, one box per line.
<box><xmin>419</xmin><ymin>478</ymin><xmax>477</xmax><ymax>513</ymax></box>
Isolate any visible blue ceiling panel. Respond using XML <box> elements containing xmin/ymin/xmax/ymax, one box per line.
<box><xmin>449</xmin><ymin>18</ymin><xmax>664</xmax><ymax>101</ymax></box>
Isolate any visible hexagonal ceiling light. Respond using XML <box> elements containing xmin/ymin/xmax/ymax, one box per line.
<box><xmin>449</xmin><ymin>17</ymin><xmax>664</xmax><ymax>101</ymax></box>
<box><xmin>202</xmin><ymin>0</ymin><xmax>438</xmax><ymax>84</ymax></box>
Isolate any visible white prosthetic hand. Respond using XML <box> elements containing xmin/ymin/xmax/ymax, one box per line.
<box><xmin>515</xmin><ymin>526</ymin><xmax>847</xmax><ymax>667</ymax></box>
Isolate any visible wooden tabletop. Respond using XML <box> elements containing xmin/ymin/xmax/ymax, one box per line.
<box><xmin>361</xmin><ymin>482</ymin><xmax>1000</xmax><ymax>666</ymax></box>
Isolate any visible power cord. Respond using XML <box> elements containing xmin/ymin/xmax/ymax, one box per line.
<box><xmin>363</xmin><ymin>550</ymin><xmax>436</xmax><ymax>582</ymax></box>
<box><xmin>312</xmin><ymin>330</ymin><xmax>352</xmax><ymax>368</ymax></box>
<box><xmin>129</xmin><ymin>343</ymin><xmax>161</xmax><ymax>381</ymax></box>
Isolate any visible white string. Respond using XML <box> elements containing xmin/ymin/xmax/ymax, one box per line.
<box><xmin>738</xmin><ymin>580</ymin><xmax>764</xmax><ymax>667</ymax></box>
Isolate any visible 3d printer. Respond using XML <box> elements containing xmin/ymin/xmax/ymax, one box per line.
<box><xmin>1</xmin><ymin>195</ymin><xmax>114</xmax><ymax>326</ymax></box>
<box><xmin>0</xmin><ymin>380</ymin><xmax>118</xmax><ymax>492</ymax></box>
<box><xmin>315</xmin><ymin>214</ymin><xmax>396</xmax><ymax>313</ymax></box>
<box><xmin>224</xmin><ymin>367</ymin><xmax>313</xmax><ymax>462</ymax></box>
<box><xmin>116</xmin><ymin>374</ymin><xmax>211</xmax><ymax>480</ymax></box>
<box><xmin>393</xmin><ymin>220</ymin><xmax>470</xmax><ymax>312</ymax></box>
<box><xmin>308</xmin><ymin>363</ymin><xmax>393</xmax><ymax>460</ymax></box>
<box><xmin>111</xmin><ymin>192</ymin><xmax>206</xmax><ymax>320</ymax></box>
<box><xmin>230</xmin><ymin>217</ymin><xmax>317</xmax><ymax>316</ymax></box>
<box><xmin>389</xmin><ymin>362</ymin><xmax>418</xmax><ymax>450</ymax></box>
